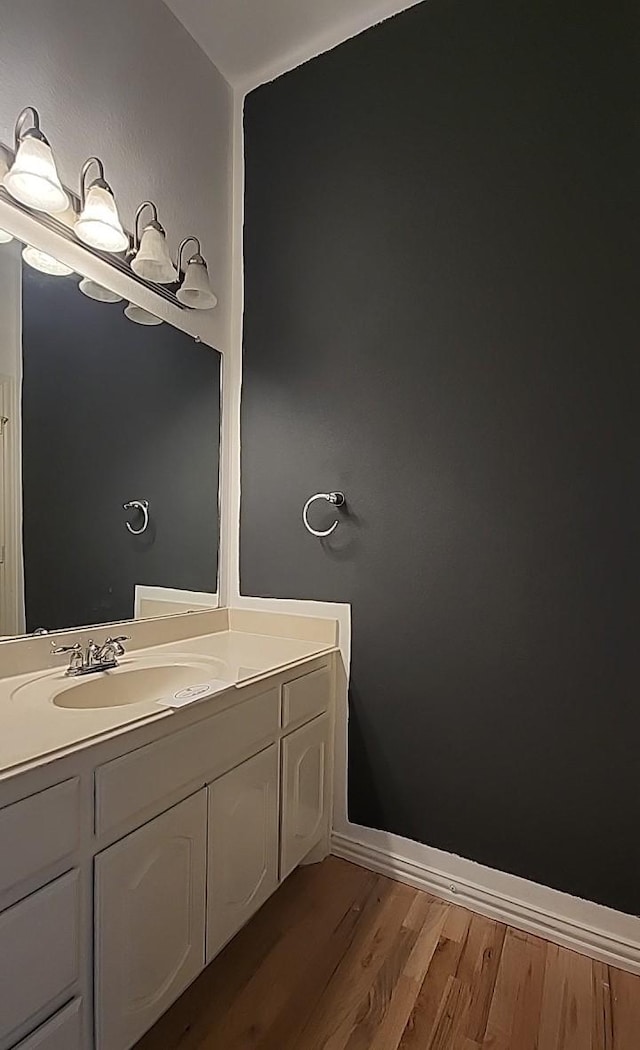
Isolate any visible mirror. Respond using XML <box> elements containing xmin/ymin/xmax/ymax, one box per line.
<box><xmin>0</xmin><ymin>237</ymin><xmax>221</xmax><ymax>637</ymax></box>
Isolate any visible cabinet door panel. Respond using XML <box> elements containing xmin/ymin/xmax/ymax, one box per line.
<box><xmin>207</xmin><ymin>745</ymin><xmax>278</xmax><ymax>961</ymax></box>
<box><xmin>280</xmin><ymin>715</ymin><xmax>330</xmax><ymax>880</ymax></box>
<box><xmin>95</xmin><ymin>791</ymin><xmax>206</xmax><ymax>1050</ymax></box>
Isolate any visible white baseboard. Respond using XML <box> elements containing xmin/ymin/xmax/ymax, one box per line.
<box><xmin>331</xmin><ymin>827</ymin><xmax>640</xmax><ymax>975</ymax></box>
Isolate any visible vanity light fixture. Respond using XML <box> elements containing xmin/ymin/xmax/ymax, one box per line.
<box><xmin>75</xmin><ymin>157</ymin><xmax>129</xmax><ymax>252</ymax></box>
<box><xmin>130</xmin><ymin>201</ymin><xmax>178</xmax><ymax>284</ymax></box>
<box><xmin>176</xmin><ymin>237</ymin><xmax>218</xmax><ymax>310</ymax></box>
<box><xmin>78</xmin><ymin>277</ymin><xmax>123</xmax><ymax>303</ymax></box>
<box><xmin>2</xmin><ymin>107</ymin><xmax>70</xmax><ymax>214</ymax></box>
<box><xmin>22</xmin><ymin>245</ymin><xmax>74</xmax><ymax>277</ymax></box>
<box><xmin>2</xmin><ymin>104</ymin><xmax>221</xmax><ymax>311</ymax></box>
<box><xmin>124</xmin><ymin>302</ymin><xmax>163</xmax><ymax>325</ymax></box>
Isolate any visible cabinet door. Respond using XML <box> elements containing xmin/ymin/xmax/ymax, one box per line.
<box><xmin>280</xmin><ymin>715</ymin><xmax>331</xmax><ymax>880</ymax></box>
<box><xmin>206</xmin><ymin>744</ymin><xmax>279</xmax><ymax>962</ymax></box>
<box><xmin>95</xmin><ymin>790</ymin><xmax>206</xmax><ymax>1050</ymax></box>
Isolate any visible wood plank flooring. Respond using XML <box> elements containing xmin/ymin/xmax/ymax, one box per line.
<box><xmin>134</xmin><ymin>857</ymin><xmax>640</xmax><ymax>1050</ymax></box>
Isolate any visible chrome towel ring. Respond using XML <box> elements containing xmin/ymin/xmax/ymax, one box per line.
<box><xmin>302</xmin><ymin>491</ymin><xmax>345</xmax><ymax>537</ymax></box>
<box><xmin>123</xmin><ymin>499</ymin><xmax>149</xmax><ymax>535</ymax></box>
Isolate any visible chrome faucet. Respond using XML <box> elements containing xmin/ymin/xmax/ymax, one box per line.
<box><xmin>52</xmin><ymin>636</ymin><xmax>129</xmax><ymax>677</ymax></box>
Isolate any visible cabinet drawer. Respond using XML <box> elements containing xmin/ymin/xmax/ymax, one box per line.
<box><xmin>0</xmin><ymin>779</ymin><xmax>80</xmax><ymax>904</ymax></box>
<box><xmin>0</xmin><ymin>871</ymin><xmax>80</xmax><ymax>1049</ymax></box>
<box><xmin>282</xmin><ymin>667</ymin><xmax>331</xmax><ymax>732</ymax></box>
<box><xmin>96</xmin><ymin>688</ymin><xmax>279</xmax><ymax>837</ymax></box>
<box><xmin>14</xmin><ymin>999</ymin><xmax>83</xmax><ymax>1050</ymax></box>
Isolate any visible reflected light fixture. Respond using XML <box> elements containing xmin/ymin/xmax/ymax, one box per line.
<box><xmin>124</xmin><ymin>302</ymin><xmax>163</xmax><ymax>325</ymax></box>
<box><xmin>78</xmin><ymin>277</ymin><xmax>123</xmax><ymax>303</ymax></box>
<box><xmin>130</xmin><ymin>201</ymin><xmax>178</xmax><ymax>283</ymax></box>
<box><xmin>3</xmin><ymin>107</ymin><xmax>70</xmax><ymax>214</ymax></box>
<box><xmin>22</xmin><ymin>245</ymin><xmax>73</xmax><ymax>276</ymax></box>
<box><xmin>0</xmin><ymin>229</ymin><xmax>14</xmax><ymax>244</ymax></box>
<box><xmin>176</xmin><ymin>237</ymin><xmax>217</xmax><ymax>310</ymax></box>
<box><xmin>75</xmin><ymin>157</ymin><xmax>129</xmax><ymax>252</ymax></box>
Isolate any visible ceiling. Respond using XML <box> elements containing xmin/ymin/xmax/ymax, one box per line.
<box><xmin>164</xmin><ymin>0</ymin><xmax>421</xmax><ymax>88</ymax></box>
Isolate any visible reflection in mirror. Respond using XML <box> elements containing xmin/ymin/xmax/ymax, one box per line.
<box><xmin>0</xmin><ymin>238</ymin><xmax>221</xmax><ymax>637</ymax></box>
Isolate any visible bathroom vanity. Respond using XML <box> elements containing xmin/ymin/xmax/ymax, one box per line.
<box><xmin>0</xmin><ymin>609</ymin><xmax>338</xmax><ymax>1050</ymax></box>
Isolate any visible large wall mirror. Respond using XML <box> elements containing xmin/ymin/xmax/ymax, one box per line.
<box><xmin>0</xmin><ymin>237</ymin><xmax>221</xmax><ymax>637</ymax></box>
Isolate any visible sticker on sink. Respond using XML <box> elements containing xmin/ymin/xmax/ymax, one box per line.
<box><xmin>156</xmin><ymin>679</ymin><xmax>230</xmax><ymax>709</ymax></box>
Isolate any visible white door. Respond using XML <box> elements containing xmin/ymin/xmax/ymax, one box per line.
<box><xmin>206</xmin><ymin>744</ymin><xmax>279</xmax><ymax>962</ymax></box>
<box><xmin>280</xmin><ymin>715</ymin><xmax>331</xmax><ymax>880</ymax></box>
<box><xmin>94</xmin><ymin>790</ymin><xmax>207</xmax><ymax>1050</ymax></box>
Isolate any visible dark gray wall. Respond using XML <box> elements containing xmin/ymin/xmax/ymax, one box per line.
<box><xmin>240</xmin><ymin>0</ymin><xmax>639</xmax><ymax>914</ymax></box>
<box><xmin>22</xmin><ymin>264</ymin><xmax>220</xmax><ymax>631</ymax></box>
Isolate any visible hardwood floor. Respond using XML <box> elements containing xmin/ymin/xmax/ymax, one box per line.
<box><xmin>135</xmin><ymin>857</ymin><xmax>640</xmax><ymax>1050</ymax></box>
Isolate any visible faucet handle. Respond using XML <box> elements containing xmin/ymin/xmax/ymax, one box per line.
<box><xmin>102</xmin><ymin>635</ymin><xmax>129</xmax><ymax>657</ymax></box>
<box><xmin>51</xmin><ymin>642</ymin><xmax>83</xmax><ymax>671</ymax></box>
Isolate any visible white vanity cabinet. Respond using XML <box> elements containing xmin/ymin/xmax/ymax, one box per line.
<box><xmin>280</xmin><ymin>714</ymin><xmax>332</xmax><ymax>880</ymax></box>
<box><xmin>0</xmin><ymin>651</ymin><xmax>335</xmax><ymax>1050</ymax></box>
<box><xmin>94</xmin><ymin>791</ymin><xmax>207</xmax><ymax>1050</ymax></box>
<box><xmin>206</xmin><ymin>743</ymin><xmax>279</xmax><ymax>961</ymax></box>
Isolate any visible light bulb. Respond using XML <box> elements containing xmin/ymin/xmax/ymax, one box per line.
<box><xmin>75</xmin><ymin>183</ymin><xmax>128</xmax><ymax>252</ymax></box>
<box><xmin>78</xmin><ymin>278</ymin><xmax>123</xmax><ymax>303</ymax></box>
<box><xmin>3</xmin><ymin>135</ymin><xmax>69</xmax><ymax>214</ymax></box>
<box><xmin>22</xmin><ymin>245</ymin><xmax>73</xmax><ymax>276</ymax></box>
<box><xmin>124</xmin><ymin>302</ymin><xmax>163</xmax><ymax>325</ymax></box>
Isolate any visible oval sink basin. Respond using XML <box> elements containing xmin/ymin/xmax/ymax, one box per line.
<box><xmin>52</xmin><ymin>661</ymin><xmax>223</xmax><ymax>710</ymax></box>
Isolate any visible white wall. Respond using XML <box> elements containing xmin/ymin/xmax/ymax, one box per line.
<box><xmin>164</xmin><ymin>0</ymin><xmax>423</xmax><ymax>87</ymax></box>
<box><xmin>0</xmin><ymin>0</ymin><xmax>233</xmax><ymax>352</ymax></box>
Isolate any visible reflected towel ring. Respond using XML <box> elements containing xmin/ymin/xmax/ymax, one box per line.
<box><xmin>123</xmin><ymin>499</ymin><xmax>149</xmax><ymax>535</ymax></box>
<box><xmin>302</xmin><ymin>492</ymin><xmax>345</xmax><ymax>537</ymax></box>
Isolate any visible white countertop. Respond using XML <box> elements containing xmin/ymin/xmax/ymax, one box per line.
<box><xmin>0</xmin><ymin>628</ymin><xmax>335</xmax><ymax>777</ymax></box>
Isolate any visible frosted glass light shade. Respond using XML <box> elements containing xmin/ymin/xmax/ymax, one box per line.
<box><xmin>124</xmin><ymin>302</ymin><xmax>163</xmax><ymax>325</ymax></box>
<box><xmin>131</xmin><ymin>225</ymin><xmax>178</xmax><ymax>283</ymax></box>
<box><xmin>79</xmin><ymin>277</ymin><xmax>123</xmax><ymax>303</ymax></box>
<box><xmin>22</xmin><ymin>245</ymin><xmax>73</xmax><ymax>276</ymax></box>
<box><xmin>0</xmin><ymin>229</ymin><xmax>14</xmax><ymax>244</ymax></box>
<box><xmin>177</xmin><ymin>258</ymin><xmax>217</xmax><ymax>310</ymax></box>
<box><xmin>3</xmin><ymin>136</ymin><xmax>69</xmax><ymax>214</ymax></box>
<box><xmin>75</xmin><ymin>184</ymin><xmax>128</xmax><ymax>252</ymax></box>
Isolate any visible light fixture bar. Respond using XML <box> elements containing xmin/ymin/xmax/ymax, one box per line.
<box><xmin>1</xmin><ymin>110</ymin><xmax>215</xmax><ymax>312</ymax></box>
<box><xmin>0</xmin><ymin>184</ymin><xmax>186</xmax><ymax>310</ymax></box>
